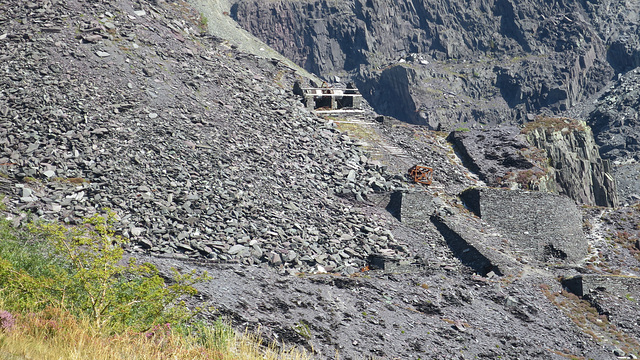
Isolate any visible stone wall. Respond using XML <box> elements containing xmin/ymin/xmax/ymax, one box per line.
<box><xmin>430</xmin><ymin>214</ymin><xmax>509</xmax><ymax>276</ymax></box>
<box><xmin>563</xmin><ymin>274</ymin><xmax>640</xmax><ymax>298</ymax></box>
<box><xmin>385</xmin><ymin>191</ymin><xmax>434</xmax><ymax>229</ymax></box>
<box><xmin>460</xmin><ymin>187</ymin><xmax>587</xmax><ymax>262</ymax></box>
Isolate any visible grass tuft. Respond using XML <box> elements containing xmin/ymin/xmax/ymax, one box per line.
<box><xmin>0</xmin><ymin>306</ymin><xmax>312</xmax><ymax>360</ymax></box>
<box><xmin>521</xmin><ymin>116</ymin><xmax>587</xmax><ymax>135</ymax></box>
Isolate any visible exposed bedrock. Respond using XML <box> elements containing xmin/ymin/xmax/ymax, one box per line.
<box><xmin>525</xmin><ymin>120</ymin><xmax>618</xmax><ymax>208</ymax></box>
<box><xmin>448</xmin><ymin>119</ymin><xmax>618</xmax><ymax>207</ymax></box>
<box><xmin>584</xmin><ymin>67</ymin><xmax>640</xmax><ymax>205</ymax></box>
<box><xmin>587</xmin><ymin>67</ymin><xmax>640</xmax><ymax>161</ymax></box>
<box><xmin>447</xmin><ymin>126</ymin><xmax>556</xmax><ymax>191</ymax></box>
<box><xmin>230</xmin><ymin>0</ymin><xmax>640</xmax><ymax>129</ymax></box>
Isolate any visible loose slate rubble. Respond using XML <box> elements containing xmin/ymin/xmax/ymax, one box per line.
<box><xmin>564</xmin><ymin>275</ymin><xmax>640</xmax><ymax>345</ymax></box>
<box><xmin>0</xmin><ymin>0</ymin><xmax>405</xmax><ymax>274</ymax></box>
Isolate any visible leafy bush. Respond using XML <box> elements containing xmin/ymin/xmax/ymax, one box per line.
<box><xmin>0</xmin><ymin>211</ymin><xmax>209</xmax><ymax>332</ymax></box>
<box><xmin>0</xmin><ymin>212</ymin><xmax>316</xmax><ymax>360</ymax></box>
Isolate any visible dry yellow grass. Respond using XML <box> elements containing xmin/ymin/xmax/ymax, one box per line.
<box><xmin>0</xmin><ymin>307</ymin><xmax>314</xmax><ymax>360</ymax></box>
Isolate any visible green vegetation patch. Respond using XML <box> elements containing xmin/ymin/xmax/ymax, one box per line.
<box><xmin>0</xmin><ymin>211</ymin><xmax>209</xmax><ymax>332</ymax></box>
<box><xmin>0</xmin><ymin>212</ymin><xmax>313</xmax><ymax>360</ymax></box>
<box><xmin>521</xmin><ymin>116</ymin><xmax>587</xmax><ymax>135</ymax></box>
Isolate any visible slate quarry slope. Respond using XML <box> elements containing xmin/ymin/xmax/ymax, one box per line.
<box><xmin>0</xmin><ymin>0</ymin><xmax>408</xmax><ymax>274</ymax></box>
<box><xmin>1</xmin><ymin>1</ymin><xmax>640</xmax><ymax>359</ymax></box>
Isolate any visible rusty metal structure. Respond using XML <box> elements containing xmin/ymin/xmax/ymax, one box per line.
<box><xmin>408</xmin><ymin>165</ymin><xmax>433</xmax><ymax>185</ymax></box>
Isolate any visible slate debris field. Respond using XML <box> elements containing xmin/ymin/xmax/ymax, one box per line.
<box><xmin>1</xmin><ymin>0</ymin><xmax>640</xmax><ymax>359</ymax></box>
<box><xmin>0</xmin><ymin>0</ymin><xmax>414</xmax><ymax>274</ymax></box>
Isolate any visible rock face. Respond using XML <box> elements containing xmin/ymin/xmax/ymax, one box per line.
<box><xmin>586</xmin><ymin>68</ymin><xmax>640</xmax><ymax>161</ymax></box>
<box><xmin>447</xmin><ymin>126</ymin><xmax>556</xmax><ymax>192</ymax></box>
<box><xmin>230</xmin><ymin>0</ymin><xmax>640</xmax><ymax>129</ymax></box>
<box><xmin>610</xmin><ymin>162</ymin><xmax>640</xmax><ymax>205</ymax></box>
<box><xmin>524</xmin><ymin>119</ymin><xmax>619</xmax><ymax>207</ymax></box>
<box><xmin>449</xmin><ymin>120</ymin><xmax>618</xmax><ymax>207</ymax></box>
<box><xmin>461</xmin><ymin>188</ymin><xmax>586</xmax><ymax>263</ymax></box>
<box><xmin>579</xmin><ymin>67</ymin><xmax>640</xmax><ymax>205</ymax></box>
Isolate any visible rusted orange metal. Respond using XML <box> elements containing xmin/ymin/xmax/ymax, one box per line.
<box><xmin>409</xmin><ymin>165</ymin><xmax>433</xmax><ymax>185</ymax></box>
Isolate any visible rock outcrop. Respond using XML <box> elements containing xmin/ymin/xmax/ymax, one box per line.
<box><xmin>524</xmin><ymin>119</ymin><xmax>618</xmax><ymax>207</ymax></box>
<box><xmin>447</xmin><ymin>126</ymin><xmax>556</xmax><ymax>192</ymax></box>
<box><xmin>449</xmin><ymin>119</ymin><xmax>618</xmax><ymax>207</ymax></box>
<box><xmin>577</xmin><ymin>66</ymin><xmax>640</xmax><ymax>205</ymax></box>
<box><xmin>586</xmin><ymin>68</ymin><xmax>640</xmax><ymax>161</ymax></box>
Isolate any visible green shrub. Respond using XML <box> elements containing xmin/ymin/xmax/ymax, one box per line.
<box><xmin>199</xmin><ymin>13</ymin><xmax>208</xmax><ymax>32</ymax></box>
<box><xmin>0</xmin><ymin>211</ymin><xmax>210</xmax><ymax>332</ymax></box>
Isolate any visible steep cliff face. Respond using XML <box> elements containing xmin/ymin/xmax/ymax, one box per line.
<box><xmin>355</xmin><ymin>65</ymin><xmax>420</xmax><ymax>124</ymax></box>
<box><xmin>232</xmin><ymin>0</ymin><xmax>608</xmax><ymax>74</ymax></box>
<box><xmin>582</xmin><ymin>65</ymin><xmax>640</xmax><ymax>205</ymax></box>
<box><xmin>231</xmin><ymin>0</ymin><xmax>638</xmax><ymax>130</ymax></box>
<box><xmin>524</xmin><ymin>119</ymin><xmax>618</xmax><ymax>207</ymax></box>
<box><xmin>587</xmin><ymin>68</ymin><xmax>640</xmax><ymax>160</ymax></box>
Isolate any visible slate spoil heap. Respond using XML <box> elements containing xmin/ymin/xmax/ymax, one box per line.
<box><xmin>1</xmin><ymin>1</ymin><xmax>640</xmax><ymax>360</ymax></box>
<box><xmin>0</xmin><ymin>0</ymin><xmax>406</xmax><ymax>274</ymax></box>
